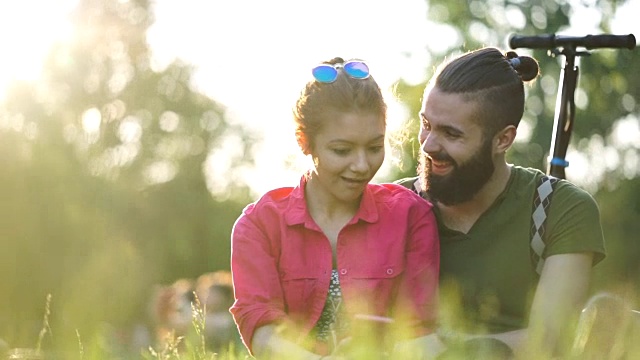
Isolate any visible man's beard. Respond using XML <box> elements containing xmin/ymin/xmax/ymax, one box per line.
<box><xmin>419</xmin><ymin>139</ymin><xmax>495</xmax><ymax>206</ymax></box>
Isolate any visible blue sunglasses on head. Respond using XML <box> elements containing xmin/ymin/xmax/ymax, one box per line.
<box><xmin>312</xmin><ymin>60</ymin><xmax>370</xmax><ymax>83</ymax></box>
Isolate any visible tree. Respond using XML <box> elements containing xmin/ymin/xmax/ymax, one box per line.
<box><xmin>0</xmin><ymin>0</ymin><xmax>255</xmax><ymax>352</ymax></box>
<box><xmin>386</xmin><ymin>0</ymin><xmax>639</xmax><ymax>302</ymax></box>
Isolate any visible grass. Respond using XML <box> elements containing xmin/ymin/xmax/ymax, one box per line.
<box><xmin>3</xmin><ymin>291</ymin><xmax>639</xmax><ymax>359</ymax></box>
<box><xmin>2</xmin><ymin>292</ymin><xmax>248</xmax><ymax>360</ymax></box>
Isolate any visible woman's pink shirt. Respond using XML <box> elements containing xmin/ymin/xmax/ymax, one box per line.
<box><xmin>230</xmin><ymin>177</ymin><xmax>439</xmax><ymax>353</ymax></box>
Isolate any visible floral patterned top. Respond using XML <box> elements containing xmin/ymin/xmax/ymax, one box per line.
<box><xmin>314</xmin><ymin>269</ymin><xmax>349</xmax><ymax>348</ymax></box>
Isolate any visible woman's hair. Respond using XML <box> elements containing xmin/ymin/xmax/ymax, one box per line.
<box><xmin>195</xmin><ymin>270</ymin><xmax>234</xmax><ymax>311</ymax></box>
<box><xmin>429</xmin><ymin>47</ymin><xmax>539</xmax><ymax>139</ymax></box>
<box><xmin>293</xmin><ymin>57</ymin><xmax>387</xmax><ymax>154</ymax></box>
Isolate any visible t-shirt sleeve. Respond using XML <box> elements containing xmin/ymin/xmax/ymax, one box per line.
<box><xmin>544</xmin><ymin>181</ymin><xmax>606</xmax><ymax>265</ymax></box>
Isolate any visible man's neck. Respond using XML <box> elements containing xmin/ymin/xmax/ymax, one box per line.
<box><xmin>437</xmin><ymin>163</ymin><xmax>512</xmax><ymax>233</ymax></box>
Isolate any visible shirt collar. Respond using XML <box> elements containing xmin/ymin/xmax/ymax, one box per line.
<box><xmin>354</xmin><ymin>184</ymin><xmax>379</xmax><ymax>224</ymax></box>
<box><xmin>284</xmin><ymin>174</ymin><xmax>379</xmax><ymax>226</ymax></box>
<box><xmin>283</xmin><ymin>175</ymin><xmax>308</xmax><ymax>226</ymax></box>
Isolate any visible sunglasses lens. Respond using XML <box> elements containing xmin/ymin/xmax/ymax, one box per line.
<box><xmin>312</xmin><ymin>65</ymin><xmax>338</xmax><ymax>83</ymax></box>
<box><xmin>344</xmin><ymin>61</ymin><xmax>370</xmax><ymax>79</ymax></box>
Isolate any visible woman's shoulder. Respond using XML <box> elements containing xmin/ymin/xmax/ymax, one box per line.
<box><xmin>246</xmin><ymin>186</ymin><xmax>296</xmax><ymax>209</ymax></box>
<box><xmin>367</xmin><ymin>182</ymin><xmax>433</xmax><ymax>209</ymax></box>
<box><xmin>258</xmin><ymin>186</ymin><xmax>298</xmax><ymax>202</ymax></box>
<box><xmin>240</xmin><ymin>187</ymin><xmax>304</xmax><ymax>221</ymax></box>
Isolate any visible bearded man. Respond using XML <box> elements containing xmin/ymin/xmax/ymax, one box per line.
<box><xmin>396</xmin><ymin>47</ymin><xmax>605</xmax><ymax>359</ymax></box>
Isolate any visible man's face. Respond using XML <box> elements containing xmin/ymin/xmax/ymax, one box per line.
<box><xmin>418</xmin><ymin>87</ymin><xmax>495</xmax><ymax>205</ymax></box>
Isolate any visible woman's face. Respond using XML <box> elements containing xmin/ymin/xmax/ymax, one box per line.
<box><xmin>308</xmin><ymin>111</ymin><xmax>385</xmax><ymax>204</ymax></box>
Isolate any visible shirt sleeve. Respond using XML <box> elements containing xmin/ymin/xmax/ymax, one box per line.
<box><xmin>544</xmin><ymin>181</ymin><xmax>606</xmax><ymax>264</ymax></box>
<box><xmin>229</xmin><ymin>205</ymin><xmax>288</xmax><ymax>354</ymax></box>
<box><xmin>395</xmin><ymin>196</ymin><xmax>440</xmax><ymax>336</ymax></box>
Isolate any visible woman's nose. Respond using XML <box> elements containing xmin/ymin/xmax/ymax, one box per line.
<box><xmin>350</xmin><ymin>150</ymin><xmax>370</xmax><ymax>173</ymax></box>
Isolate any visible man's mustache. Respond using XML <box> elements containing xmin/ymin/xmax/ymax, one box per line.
<box><xmin>426</xmin><ymin>152</ymin><xmax>455</xmax><ymax>164</ymax></box>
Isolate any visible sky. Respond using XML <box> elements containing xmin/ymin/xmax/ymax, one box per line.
<box><xmin>0</xmin><ymin>0</ymin><xmax>638</xmax><ymax>197</ymax></box>
<box><xmin>146</xmin><ymin>0</ymin><xmax>437</xmax><ymax>196</ymax></box>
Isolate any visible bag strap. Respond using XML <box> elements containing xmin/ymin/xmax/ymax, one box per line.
<box><xmin>530</xmin><ymin>175</ymin><xmax>559</xmax><ymax>276</ymax></box>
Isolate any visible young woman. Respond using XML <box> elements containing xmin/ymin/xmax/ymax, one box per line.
<box><xmin>230</xmin><ymin>57</ymin><xmax>439</xmax><ymax>359</ymax></box>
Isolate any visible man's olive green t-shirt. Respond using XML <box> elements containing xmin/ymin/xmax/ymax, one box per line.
<box><xmin>396</xmin><ymin>166</ymin><xmax>606</xmax><ymax>333</ymax></box>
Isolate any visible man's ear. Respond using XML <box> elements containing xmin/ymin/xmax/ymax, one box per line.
<box><xmin>493</xmin><ymin>125</ymin><xmax>517</xmax><ymax>154</ymax></box>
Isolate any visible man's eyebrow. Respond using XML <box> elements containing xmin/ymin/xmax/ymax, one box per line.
<box><xmin>420</xmin><ymin>114</ymin><xmax>464</xmax><ymax>135</ymax></box>
<box><xmin>438</xmin><ymin>124</ymin><xmax>464</xmax><ymax>135</ymax></box>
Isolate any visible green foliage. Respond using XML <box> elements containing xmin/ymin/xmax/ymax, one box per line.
<box><xmin>592</xmin><ymin>177</ymin><xmax>640</xmax><ymax>303</ymax></box>
<box><xmin>384</xmin><ymin>0</ymin><xmax>639</xmax><ymax>302</ymax></box>
<box><xmin>0</xmin><ymin>0</ymin><xmax>637</xmax><ymax>356</ymax></box>
<box><xmin>8</xmin><ymin>292</ymin><xmax>640</xmax><ymax>359</ymax></box>
<box><xmin>0</xmin><ymin>0</ymin><xmax>254</xmax><ymax>350</ymax></box>
<box><xmin>388</xmin><ymin>0</ymin><xmax>639</xmax><ymax>180</ymax></box>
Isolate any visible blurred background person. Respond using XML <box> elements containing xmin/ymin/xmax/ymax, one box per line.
<box><xmin>149</xmin><ymin>278</ymin><xmax>195</xmax><ymax>351</ymax></box>
<box><xmin>195</xmin><ymin>270</ymin><xmax>242</xmax><ymax>353</ymax></box>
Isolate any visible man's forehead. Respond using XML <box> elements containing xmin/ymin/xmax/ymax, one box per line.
<box><xmin>421</xmin><ymin>89</ymin><xmax>482</xmax><ymax>129</ymax></box>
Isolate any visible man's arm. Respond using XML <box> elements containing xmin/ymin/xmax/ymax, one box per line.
<box><xmin>419</xmin><ymin>253</ymin><xmax>593</xmax><ymax>359</ymax></box>
<box><xmin>524</xmin><ymin>252</ymin><xmax>593</xmax><ymax>357</ymax></box>
<box><xmin>392</xmin><ymin>333</ymin><xmax>447</xmax><ymax>359</ymax></box>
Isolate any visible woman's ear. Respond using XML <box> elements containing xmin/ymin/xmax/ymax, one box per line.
<box><xmin>493</xmin><ymin>125</ymin><xmax>517</xmax><ymax>154</ymax></box>
<box><xmin>296</xmin><ymin>132</ymin><xmax>311</xmax><ymax>155</ymax></box>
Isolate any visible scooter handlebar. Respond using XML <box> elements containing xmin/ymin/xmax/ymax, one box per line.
<box><xmin>509</xmin><ymin>33</ymin><xmax>636</xmax><ymax>50</ymax></box>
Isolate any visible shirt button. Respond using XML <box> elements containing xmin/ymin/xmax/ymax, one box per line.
<box><xmin>340</xmin><ymin>269</ymin><xmax>347</xmax><ymax>275</ymax></box>
<box><xmin>386</xmin><ymin>268</ymin><xmax>393</xmax><ymax>275</ymax></box>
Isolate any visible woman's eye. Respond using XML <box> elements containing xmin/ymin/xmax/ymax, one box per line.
<box><xmin>332</xmin><ymin>148</ymin><xmax>350</xmax><ymax>155</ymax></box>
<box><xmin>369</xmin><ymin>146</ymin><xmax>384</xmax><ymax>153</ymax></box>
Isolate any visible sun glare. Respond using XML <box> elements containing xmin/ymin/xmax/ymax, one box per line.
<box><xmin>0</xmin><ymin>1</ymin><xmax>77</xmax><ymax>101</ymax></box>
<box><xmin>147</xmin><ymin>0</ymin><xmax>433</xmax><ymax>197</ymax></box>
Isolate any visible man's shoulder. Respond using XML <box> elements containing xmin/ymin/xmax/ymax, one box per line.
<box><xmin>511</xmin><ymin>168</ymin><xmax>606</xmax><ymax>263</ymax></box>
<box><xmin>511</xmin><ymin>166</ymin><xmax>546</xmax><ymax>186</ymax></box>
<box><xmin>511</xmin><ymin>166</ymin><xmax>596</xmax><ymax>200</ymax></box>
<box><xmin>393</xmin><ymin>176</ymin><xmax>420</xmax><ymax>191</ymax></box>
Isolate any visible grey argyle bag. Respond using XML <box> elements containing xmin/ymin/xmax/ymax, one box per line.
<box><xmin>530</xmin><ymin>175</ymin><xmax>559</xmax><ymax>276</ymax></box>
